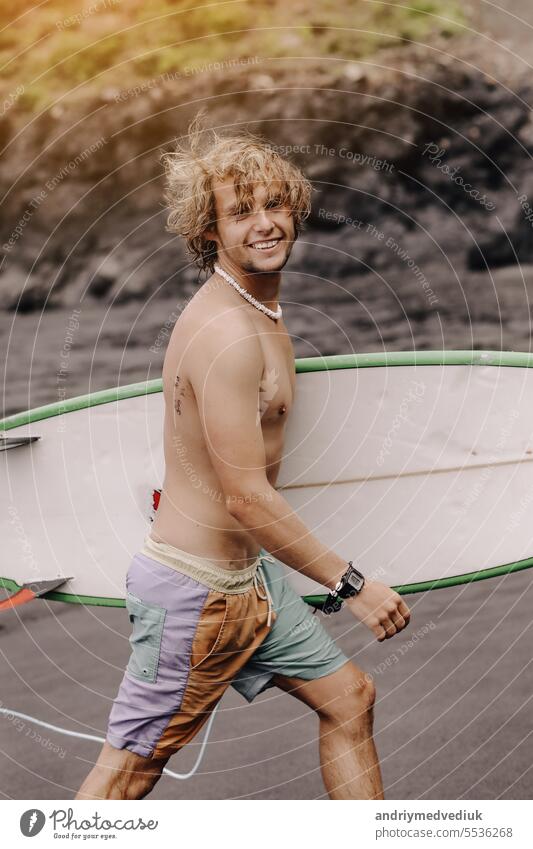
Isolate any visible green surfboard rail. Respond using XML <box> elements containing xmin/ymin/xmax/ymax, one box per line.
<box><xmin>2</xmin><ymin>349</ymin><xmax>533</xmax><ymax>433</ymax></box>
<box><xmin>2</xmin><ymin>552</ymin><xmax>533</xmax><ymax>607</ymax></box>
<box><xmin>2</xmin><ymin>349</ymin><xmax>533</xmax><ymax>606</ymax></box>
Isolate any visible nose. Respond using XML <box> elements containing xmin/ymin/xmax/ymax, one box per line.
<box><xmin>253</xmin><ymin>208</ymin><xmax>275</xmax><ymax>231</ymax></box>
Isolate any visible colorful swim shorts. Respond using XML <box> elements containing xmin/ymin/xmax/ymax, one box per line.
<box><xmin>105</xmin><ymin>535</ymin><xmax>348</xmax><ymax>760</ymax></box>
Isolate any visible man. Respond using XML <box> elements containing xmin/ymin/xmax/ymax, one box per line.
<box><xmin>76</xmin><ymin>120</ymin><xmax>410</xmax><ymax>801</ymax></box>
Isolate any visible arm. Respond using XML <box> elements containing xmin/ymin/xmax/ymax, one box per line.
<box><xmin>188</xmin><ymin>314</ymin><xmax>410</xmax><ymax>641</ymax></box>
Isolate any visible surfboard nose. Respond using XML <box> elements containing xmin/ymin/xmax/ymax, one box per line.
<box><xmin>0</xmin><ymin>587</ymin><xmax>38</xmax><ymax>610</ymax></box>
<box><xmin>0</xmin><ymin>577</ymin><xmax>72</xmax><ymax>611</ymax></box>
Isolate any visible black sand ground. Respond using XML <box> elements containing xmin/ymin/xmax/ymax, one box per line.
<box><xmin>1</xmin><ymin>565</ymin><xmax>531</xmax><ymax>800</ymax></box>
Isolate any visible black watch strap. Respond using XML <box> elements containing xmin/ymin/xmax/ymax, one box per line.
<box><xmin>322</xmin><ymin>562</ymin><xmax>365</xmax><ymax>615</ymax></box>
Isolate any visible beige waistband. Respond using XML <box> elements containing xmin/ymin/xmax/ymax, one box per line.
<box><xmin>141</xmin><ymin>534</ymin><xmax>273</xmax><ymax>594</ymax></box>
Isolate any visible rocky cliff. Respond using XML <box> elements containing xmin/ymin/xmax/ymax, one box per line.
<box><xmin>1</xmin><ymin>36</ymin><xmax>531</xmax><ymax>313</ymax></box>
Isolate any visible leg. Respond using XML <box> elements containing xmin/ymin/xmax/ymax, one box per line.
<box><xmin>76</xmin><ymin>552</ymin><xmax>227</xmax><ymax>801</ymax></box>
<box><xmin>76</xmin><ymin>741</ymin><xmax>170</xmax><ymax>800</ymax></box>
<box><xmin>77</xmin><ymin>552</ymin><xmax>273</xmax><ymax>801</ymax></box>
<box><xmin>273</xmin><ymin>660</ymin><xmax>384</xmax><ymax>800</ymax></box>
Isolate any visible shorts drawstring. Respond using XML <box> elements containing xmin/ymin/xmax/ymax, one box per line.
<box><xmin>253</xmin><ymin>553</ymin><xmax>275</xmax><ymax>627</ymax></box>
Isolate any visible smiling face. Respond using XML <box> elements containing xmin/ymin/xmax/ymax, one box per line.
<box><xmin>205</xmin><ymin>175</ymin><xmax>297</xmax><ymax>274</ymax></box>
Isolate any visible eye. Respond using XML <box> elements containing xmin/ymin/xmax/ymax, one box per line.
<box><xmin>265</xmin><ymin>197</ymin><xmax>284</xmax><ymax>209</ymax></box>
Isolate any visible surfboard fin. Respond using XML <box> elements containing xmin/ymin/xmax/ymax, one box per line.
<box><xmin>0</xmin><ymin>577</ymin><xmax>72</xmax><ymax>611</ymax></box>
<box><xmin>0</xmin><ymin>434</ymin><xmax>41</xmax><ymax>452</ymax></box>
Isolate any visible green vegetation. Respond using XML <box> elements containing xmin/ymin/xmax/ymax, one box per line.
<box><xmin>0</xmin><ymin>0</ymin><xmax>467</xmax><ymax>113</ymax></box>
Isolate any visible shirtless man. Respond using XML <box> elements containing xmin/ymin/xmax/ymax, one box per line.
<box><xmin>76</xmin><ymin>122</ymin><xmax>411</xmax><ymax>801</ymax></box>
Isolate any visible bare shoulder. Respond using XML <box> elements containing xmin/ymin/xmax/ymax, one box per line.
<box><xmin>163</xmin><ymin>276</ymin><xmax>263</xmax><ymax>389</ymax></box>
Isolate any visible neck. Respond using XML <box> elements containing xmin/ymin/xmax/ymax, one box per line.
<box><xmin>215</xmin><ymin>258</ymin><xmax>281</xmax><ymax>312</ymax></box>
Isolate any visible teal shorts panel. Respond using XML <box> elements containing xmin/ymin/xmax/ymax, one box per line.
<box><xmin>231</xmin><ymin>551</ymin><xmax>349</xmax><ymax>702</ymax></box>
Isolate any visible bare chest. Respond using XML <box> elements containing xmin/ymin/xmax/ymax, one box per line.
<box><xmin>256</xmin><ymin>321</ymin><xmax>295</xmax><ymax>425</ymax></box>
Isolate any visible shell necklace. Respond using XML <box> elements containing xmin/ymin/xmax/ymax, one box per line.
<box><xmin>214</xmin><ymin>264</ymin><xmax>282</xmax><ymax>322</ymax></box>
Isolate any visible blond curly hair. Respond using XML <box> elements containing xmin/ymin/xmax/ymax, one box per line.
<box><xmin>160</xmin><ymin>113</ymin><xmax>313</xmax><ymax>272</ymax></box>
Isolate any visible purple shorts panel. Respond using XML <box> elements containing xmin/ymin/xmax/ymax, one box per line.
<box><xmin>106</xmin><ymin>553</ymin><xmax>209</xmax><ymax>757</ymax></box>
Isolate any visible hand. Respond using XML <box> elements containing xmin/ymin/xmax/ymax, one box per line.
<box><xmin>345</xmin><ymin>579</ymin><xmax>411</xmax><ymax>641</ymax></box>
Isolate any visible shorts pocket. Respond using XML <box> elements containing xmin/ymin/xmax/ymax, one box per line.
<box><xmin>190</xmin><ymin>595</ymin><xmax>228</xmax><ymax>670</ymax></box>
<box><xmin>125</xmin><ymin>591</ymin><xmax>166</xmax><ymax>683</ymax></box>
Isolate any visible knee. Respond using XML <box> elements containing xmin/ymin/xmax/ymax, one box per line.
<box><xmin>120</xmin><ymin>768</ymin><xmax>163</xmax><ymax>800</ymax></box>
<box><xmin>117</xmin><ymin>753</ymin><xmax>168</xmax><ymax>800</ymax></box>
<box><xmin>78</xmin><ymin>754</ymin><xmax>166</xmax><ymax>801</ymax></box>
<box><xmin>319</xmin><ymin>669</ymin><xmax>376</xmax><ymax>728</ymax></box>
<box><xmin>357</xmin><ymin>672</ymin><xmax>376</xmax><ymax>709</ymax></box>
<box><xmin>343</xmin><ymin>666</ymin><xmax>376</xmax><ymax>708</ymax></box>
<box><xmin>102</xmin><ymin>764</ymin><xmax>165</xmax><ymax>800</ymax></box>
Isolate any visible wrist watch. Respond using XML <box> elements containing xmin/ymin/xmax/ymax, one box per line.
<box><xmin>321</xmin><ymin>562</ymin><xmax>365</xmax><ymax>615</ymax></box>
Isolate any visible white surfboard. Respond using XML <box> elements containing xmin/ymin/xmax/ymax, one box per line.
<box><xmin>2</xmin><ymin>350</ymin><xmax>533</xmax><ymax>609</ymax></box>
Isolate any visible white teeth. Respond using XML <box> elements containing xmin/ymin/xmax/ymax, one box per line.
<box><xmin>250</xmin><ymin>239</ymin><xmax>279</xmax><ymax>250</ymax></box>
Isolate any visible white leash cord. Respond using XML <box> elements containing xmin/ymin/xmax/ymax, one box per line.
<box><xmin>0</xmin><ymin>704</ymin><xmax>218</xmax><ymax>780</ymax></box>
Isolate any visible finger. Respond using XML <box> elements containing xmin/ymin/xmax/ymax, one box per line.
<box><xmin>390</xmin><ymin>610</ymin><xmax>406</xmax><ymax>630</ymax></box>
<box><xmin>398</xmin><ymin>599</ymin><xmax>411</xmax><ymax>621</ymax></box>
<box><xmin>381</xmin><ymin>618</ymin><xmax>398</xmax><ymax>639</ymax></box>
<box><xmin>374</xmin><ymin>623</ymin><xmax>387</xmax><ymax>641</ymax></box>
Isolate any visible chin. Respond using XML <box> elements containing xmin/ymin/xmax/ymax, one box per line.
<box><xmin>243</xmin><ymin>247</ymin><xmax>292</xmax><ymax>273</ymax></box>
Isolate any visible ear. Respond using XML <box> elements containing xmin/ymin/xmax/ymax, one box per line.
<box><xmin>204</xmin><ymin>226</ymin><xmax>219</xmax><ymax>245</ymax></box>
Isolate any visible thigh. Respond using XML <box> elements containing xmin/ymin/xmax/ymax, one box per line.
<box><xmin>76</xmin><ymin>740</ymin><xmax>170</xmax><ymax>799</ymax></box>
<box><xmin>272</xmin><ymin>660</ymin><xmax>370</xmax><ymax>714</ymax></box>
<box><xmin>94</xmin><ymin>740</ymin><xmax>170</xmax><ymax>777</ymax></box>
